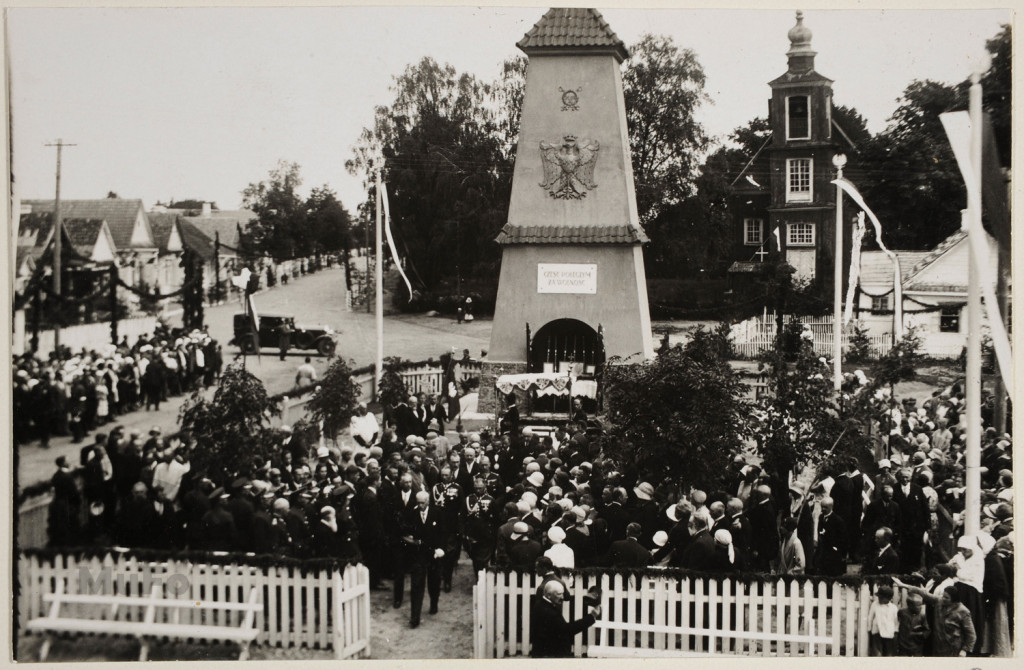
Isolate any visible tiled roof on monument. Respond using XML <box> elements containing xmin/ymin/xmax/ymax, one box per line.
<box><xmin>517</xmin><ymin>7</ymin><xmax>629</xmax><ymax>61</ymax></box>
<box><xmin>496</xmin><ymin>223</ymin><xmax>648</xmax><ymax>245</ymax></box>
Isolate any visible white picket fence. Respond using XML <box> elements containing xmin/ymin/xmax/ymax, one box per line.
<box><xmin>18</xmin><ymin>551</ymin><xmax>370</xmax><ymax>659</ymax></box>
<box><xmin>730</xmin><ymin>312</ymin><xmax>892</xmax><ymax>360</ymax></box>
<box><xmin>474</xmin><ymin>569</ymin><xmax>899</xmax><ymax>658</ymax></box>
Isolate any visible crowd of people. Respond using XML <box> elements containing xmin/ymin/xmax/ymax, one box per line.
<box><xmin>43</xmin><ymin>379</ymin><xmax>1012</xmax><ymax>654</ymax></box>
<box><xmin>13</xmin><ymin>326</ymin><xmax>223</xmax><ymax>448</ymax></box>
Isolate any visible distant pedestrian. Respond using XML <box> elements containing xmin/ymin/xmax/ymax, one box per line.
<box><xmin>296</xmin><ymin>357</ymin><xmax>317</xmax><ymax>387</ymax></box>
<box><xmin>277</xmin><ymin>320</ymin><xmax>293</xmax><ymax>360</ymax></box>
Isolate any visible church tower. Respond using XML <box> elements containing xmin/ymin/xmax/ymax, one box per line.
<box><xmin>480</xmin><ymin>8</ymin><xmax>654</xmax><ymax>414</ymax></box>
<box><xmin>767</xmin><ymin>10</ymin><xmax>844</xmax><ymax>285</ymax></box>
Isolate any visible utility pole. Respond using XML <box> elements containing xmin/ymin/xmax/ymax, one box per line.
<box><xmin>44</xmin><ymin>139</ymin><xmax>76</xmax><ymax>351</ymax></box>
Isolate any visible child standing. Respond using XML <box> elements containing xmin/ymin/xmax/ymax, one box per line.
<box><xmin>897</xmin><ymin>593</ymin><xmax>931</xmax><ymax>656</ymax></box>
<box><xmin>868</xmin><ymin>585</ymin><xmax>899</xmax><ymax>656</ymax></box>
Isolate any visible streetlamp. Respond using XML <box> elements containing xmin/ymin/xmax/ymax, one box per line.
<box><xmin>832</xmin><ymin>153</ymin><xmax>847</xmax><ymax>392</ymax></box>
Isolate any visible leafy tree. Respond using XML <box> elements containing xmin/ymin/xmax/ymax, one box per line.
<box><xmin>623</xmin><ymin>34</ymin><xmax>710</xmax><ymax>227</ymax></box>
<box><xmin>845</xmin><ymin>321</ymin><xmax>873</xmax><ymax>364</ymax></box>
<box><xmin>179</xmin><ymin>362</ymin><xmax>281</xmax><ymax>483</ymax></box>
<box><xmin>492</xmin><ymin>55</ymin><xmax>527</xmax><ymax>159</ymax></box>
<box><xmin>377</xmin><ymin>356</ymin><xmax>409</xmax><ymax>407</ymax></box>
<box><xmin>347</xmin><ymin>57</ymin><xmax>512</xmax><ymax>294</ymax></box>
<box><xmin>980</xmin><ymin>25</ymin><xmax>1011</xmax><ymax>164</ymax></box>
<box><xmin>241</xmin><ymin>161</ymin><xmax>309</xmax><ymax>260</ymax></box>
<box><xmin>751</xmin><ymin>321</ymin><xmax>845</xmax><ymax>476</ymax></box>
<box><xmin>603</xmin><ymin>324</ymin><xmax>747</xmax><ymax>490</ymax></box>
<box><xmin>306</xmin><ymin>186</ymin><xmax>352</xmax><ymax>254</ymax></box>
<box><xmin>307</xmin><ymin>357</ymin><xmax>362</xmax><ymax>442</ymax></box>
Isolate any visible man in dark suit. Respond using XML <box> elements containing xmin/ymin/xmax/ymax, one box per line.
<box><xmin>388</xmin><ymin>472</ymin><xmax>420</xmax><ymax>608</ymax></box>
<box><xmin>600</xmin><ymin>488</ymin><xmax>631</xmax><ymax>543</ymax></box>
<box><xmin>863</xmin><ymin>527</ymin><xmax>900</xmax><ymax>575</ymax></box>
<box><xmin>725</xmin><ymin>498</ymin><xmax>754</xmax><ymax>566</ymax></box>
<box><xmin>402</xmin><ymin>491</ymin><xmax>444</xmax><ymax>627</ymax></box>
<box><xmin>425</xmin><ymin>393</ymin><xmax>448</xmax><ymax>436</ymax></box>
<box><xmin>607</xmin><ymin>522</ymin><xmax>653</xmax><ymax>568</ymax></box>
<box><xmin>456</xmin><ymin>446</ymin><xmax>482</xmax><ymax>492</ymax></box>
<box><xmin>680</xmin><ymin>511</ymin><xmax>717</xmax><ymax>571</ymax></box>
<box><xmin>746</xmin><ymin>485</ymin><xmax>779</xmax><ymax>571</ymax></box>
<box><xmin>529</xmin><ymin>580</ymin><xmax>600</xmax><ymax>657</ymax></box>
<box><xmin>831</xmin><ymin>457</ymin><xmax>866</xmax><ymax>560</ymax></box>
<box><xmin>893</xmin><ymin>467</ymin><xmax>930</xmax><ymax>571</ymax></box>
<box><xmin>813</xmin><ymin>497</ymin><xmax>848</xmax><ymax>576</ymax></box>
<box><xmin>861</xmin><ymin>484</ymin><xmax>902</xmax><ymax>557</ymax></box>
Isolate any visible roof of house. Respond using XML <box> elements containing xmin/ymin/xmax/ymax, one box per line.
<box><xmin>180</xmin><ymin>209</ymin><xmax>254</xmax><ymax>250</ymax></box>
<box><xmin>517</xmin><ymin>7</ymin><xmax>628</xmax><ymax>61</ymax></box>
<box><xmin>903</xmin><ymin>230</ymin><xmax>968</xmax><ymax>285</ymax></box>
<box><xmin>22</xmin><ymin>199</ymin><xmax>151</xmax><ymax>250</ymax></box>
<box><xmin>178</xmin><ymin>219</ymin><xmax>216</xmax><ymax>260</ymax></box>
<box><xmin>495</xmin><ymin>223</ymin><xmax>648</xmax><ymax>245</ymax></box>
<box><xmin>18</xmin><ymin>211</ymin><xmax>106</xmax><ymax>257</ymax></box>
<box><xmin>859</xmin><ymin>250</ymin><xmax>931</xmax><ymax>287</ymax></box>
<box><xmin>147</xmin><ymin>212</ymin><xmax>180</xmax><ymax>253</ymax></box>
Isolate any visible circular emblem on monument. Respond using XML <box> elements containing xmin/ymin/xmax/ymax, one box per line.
<box><xmin>559</xmin><ymin>87</ymin><xmax>581</xmax><ymax>112</ymax></box>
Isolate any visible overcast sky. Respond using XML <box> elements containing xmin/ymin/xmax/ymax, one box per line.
<box><xmin>8</xmin><ymin>4</ymin><xmax>1010</xmax><ymax>215</ymax></box>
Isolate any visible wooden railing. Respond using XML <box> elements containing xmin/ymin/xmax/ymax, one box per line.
<box><xmin>17</xmin><ymin>551</ymin><xmax>370</xmax><ymax>659</ymax></box>
<box><xmin>473</xmin><ymin>569</ymin><xmax>905</xmax><ymax>658</ymax></box>
<box><xmin>730</xmin><ymin>313</ymin><xmax>893</xmax><ymax>360</ymax></box>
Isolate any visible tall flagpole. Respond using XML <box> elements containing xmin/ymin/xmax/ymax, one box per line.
<box><xmin>832</xmin><ymin>154</ymin><xmax>847</xmax><ymax>391</ymax></box>
<box><xmin>375</xmin><ymin>169</ymin><xmax>384</xmax><ymax>401</ymax></box>
<box><xmin>963</xmin><ymin>70</ymin><xmax>983</xmax><ymax>536</ymax></box>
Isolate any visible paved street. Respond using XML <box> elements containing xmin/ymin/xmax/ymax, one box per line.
<box><xmin>17</xmin><ymin>266</ymin><xmax>491</xmax><ymax>491</ymax></box>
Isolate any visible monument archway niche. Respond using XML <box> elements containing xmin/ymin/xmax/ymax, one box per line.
<box><xmin>528</xmin><ymin>318</ymin><xmax>604</xmax><ymax>414</ymax></box>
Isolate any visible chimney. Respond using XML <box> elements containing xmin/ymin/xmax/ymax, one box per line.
<box><xmin>202</xmin><ymin>202</ymin><xmax>212</xmax><ymax>217</ymax></box>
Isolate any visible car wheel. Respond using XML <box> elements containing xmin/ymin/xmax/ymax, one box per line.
<box><xmin>317</xmin><ymin>339</ymin><xmax>336</xmax><ymax>357</ymax></box>
<box><xmin>239</xmin><ymin>335</ymin><xmax>258</xmax><ymax>355</ymax></box>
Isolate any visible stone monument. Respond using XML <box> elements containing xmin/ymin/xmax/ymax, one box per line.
<box><xmin>480</xmin><ymin>7</ymin><xmax>655</xmax><ymax>414</ymax></box>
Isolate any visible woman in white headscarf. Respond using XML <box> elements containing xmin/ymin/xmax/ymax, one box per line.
<box><xmin>949</xmin><ymin>534</ymin><xmax>986</xmax><ymax>654</ymax></box>
<box><xmin>712</xmin><ymin>529</ymin><xmax>743</xmax><ymax>572</ymax></box>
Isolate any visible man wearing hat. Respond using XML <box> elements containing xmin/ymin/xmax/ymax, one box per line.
<box><xmin>401</xmin><ymin>491</ymin><xmax>444</xmax><ymax>627</ymax></box>
<box><xmin>198</xmin><ymin>488</ymin><xmax>239</xmax><ymax>552</ymax></box>
<box><xmin>628</xmin><ymin>481</ymin><xmax>660</xmax><ymax>548</ymax></box>
<box><xmin>747</xmin><ymin>485</ymin><xmax>778</xmax><ymax>571</ymax></box>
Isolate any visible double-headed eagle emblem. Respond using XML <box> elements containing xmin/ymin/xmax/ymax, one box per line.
<box><xmin>539</xmin><ymin>135</ymin><xmax>599</xmax><ymax>200</ymax></box>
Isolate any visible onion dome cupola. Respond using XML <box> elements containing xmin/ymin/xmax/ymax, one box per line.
<box><xmin>786</xmin><ymin>10</ymin><xmax>817</xmax><ymax>74</ymax></box>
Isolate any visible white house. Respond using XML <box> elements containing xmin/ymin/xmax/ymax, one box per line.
<box><xmin>855</xmin><ymin>228</ymin><xmax>1003</xmax><ymax>357</ymax></box>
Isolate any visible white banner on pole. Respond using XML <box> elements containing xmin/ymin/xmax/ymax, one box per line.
<box><xmin>379</xmin><ymin>182</ymin><xmax>414</xmax><ymax>300</ymax></box>
<box><xmin>940</xmin><ymin>111</ymin><xmax>1013</xmax><ymax>391</ymax></box>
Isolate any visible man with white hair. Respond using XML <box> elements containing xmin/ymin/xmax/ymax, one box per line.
<box><xmin>529</xmin><ymin>580</ymin><xmax>600</xmax><ymax>657</ymax></box>
<box><xmin>402</xmin><ymin>490</ymin><xmax>444</xmax><ymax>628</ymax></box>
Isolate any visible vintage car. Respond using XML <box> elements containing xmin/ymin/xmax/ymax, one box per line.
<box><xmin>231</xmin><ymin>313</ymin><xmax>337</xmax><ymax>356</ymax></box>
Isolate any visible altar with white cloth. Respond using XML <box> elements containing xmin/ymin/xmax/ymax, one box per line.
<box><xmin>495</xmin><ymin>372</ymin><xmax>598</xmax><ymax>400</ymax></box>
